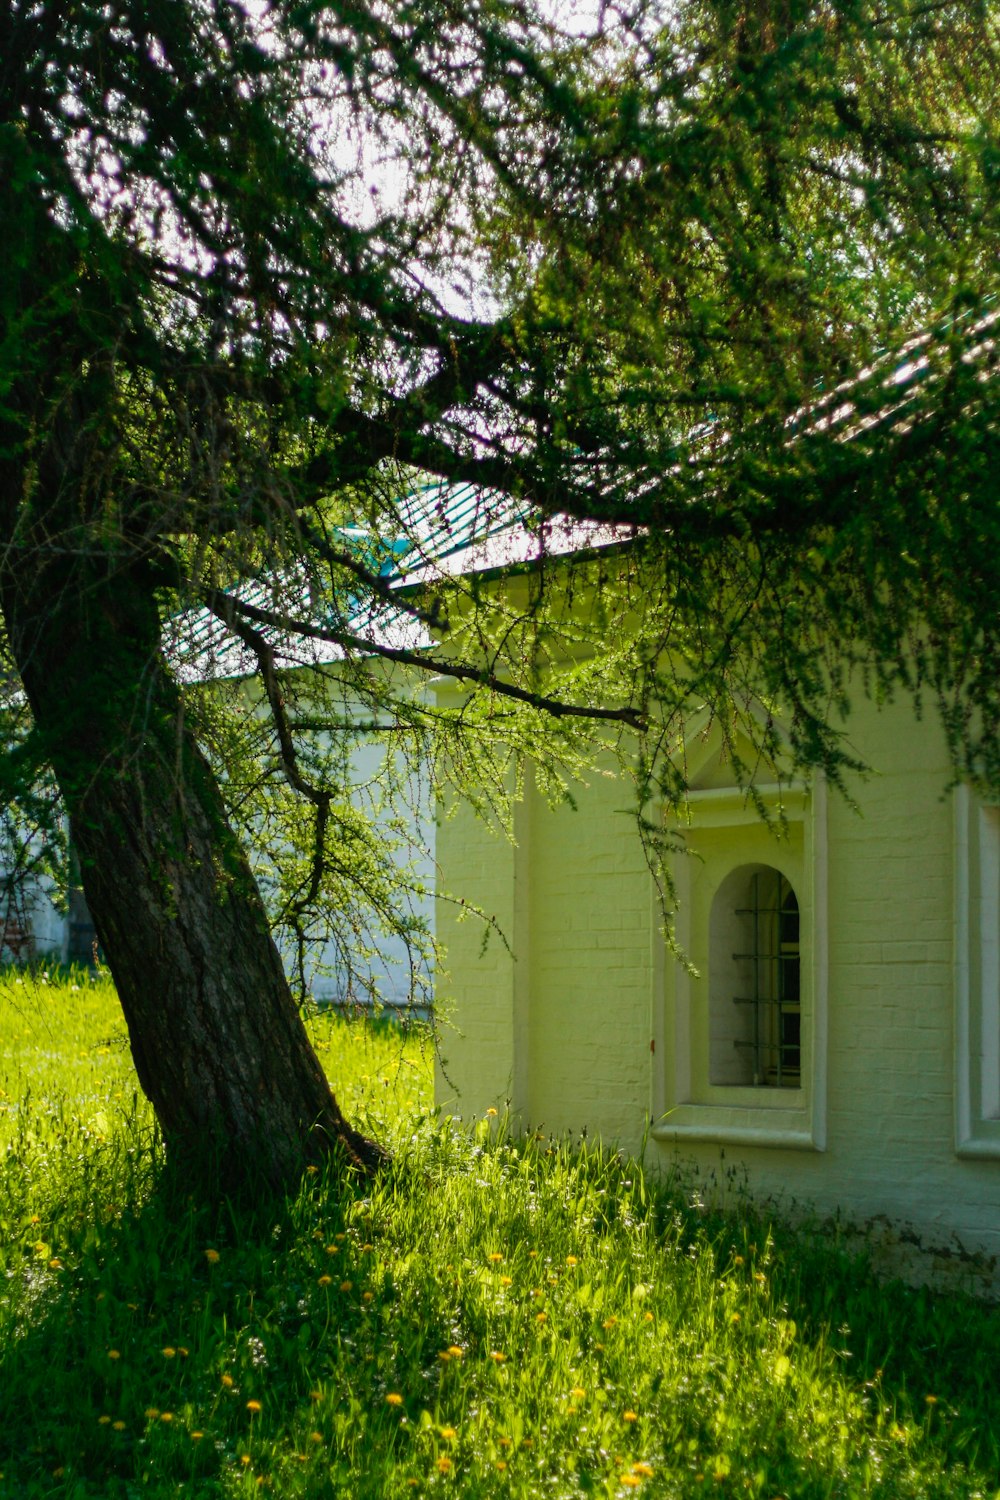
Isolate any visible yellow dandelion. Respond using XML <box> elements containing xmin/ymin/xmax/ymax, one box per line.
<box><xmin>489</xmin><ymin>1253</ymin><xmax>504</xmax><ymax>1264</ymax></box>
<box><xmin>925</xmin><ymin>1394</ymin><xmax>938</xmax><ymax>1405</ymax></box>
<box><xmin>191</xmin><ymin>1432</ymin><xmax>204</xmax><ymax>1442</ymax></box>
<box><xmin>49</xmin><ymin>1258</ymin><xmax>62</xmax><ymax>1270</ymax></box>
<box><xmin>528</xmin><ymin>1250</ymin><xmax>538</xmax><ymax>1258</ymax></box>
<box><xmin>145</xmin><ymin>1408</ymin><xmax>160</xmax><ymax>1419</ymax></box>
<box><xmin>98</xmin><ymin>1415</ymin><xmax>111</xmax><ymax>1425</ymax></box>
<box><xmin>535</xmin><ymin>1312</ymin><xmax>548</xmax><ymax>1324</ymax></box>
<box><xmin>486</xmin><ymin>1107</ymin><xmax>498</xmax><ymax>1117</ymax></box>
<box><xmin>571</xmin><ymin>1387</ymin><xmax>586</xmax><ymax>1399</ymax></box>
<box><xmin>160</xmin><ymin>1412</ymin><xmax>174</xmax><ymax>1423</ymax></box>
<box><xmin>205</xmin><ymin>1248</ymin><xmax>220</xmax><ymax>1264</ymax></box>
<box><xmin>318</xmin><ymin>1275</ymin><xmax>332</xmax><ymax>1287</ymax></box>
<box><xmin>306</xmin><ymin>1164</ymin><xmax>319</xmax><ymax>1175</ymax></box>
<box><xmin>310</xmin><ymin>1390</ymin><xmax>323</xmax><ymax>1402</ymax></box>
<box><xmin>603</xmin><ymin>1317</ymin><xmax>618</xmax><ymax>1329</ymax></box>
<box><xmin>496</xmin><ymin>1460</ymin><xmax>507</xmax><ymax>1470</ymax></box>
<box><xmin>447</xmin><ymin>1345</ymin><xmax>463</xmax><ymax>1358</ymax></box>
<box><xmin>339</xmin><ymin>1280</ymin><xmax>353</xmax><ymax>1292</ymax></box>
<box><xmin>632</xmin><ymin>1463</ymin><xmax>654</xmax><ymax>1477</ymax></box>
<box><xmin>310</xmin><ymin>1431</ymin><xmax>323</xmax><ymax>1443</ymax></box>
<box><xmin>498</xmin><ymin>1437</ymin><xmax>512</xmax><ymax>1448</ymax></box>
<box><xmin>162</xmin><ymin>1346</ymin><xmax>176</xmax><ymax>1358</ymax></box>
<box><xmin>643</xmin><ymin>1311</ymin><xmax>654</xmax><ymax>1323</ymax></box>
<box><xmin>363</xmin><ymin>1291</ymin><xmax>374</xmax><ymax>1302</ymax></box>
<box><xmin>440</xmin><ymin>1427</ymin><xmax>457</xmax><ymax>1441</ymax></box>
<box><xmin>566</xmin><ymin>1255</ymin><xmax>578</xmax><ymax>1266</ymax></box>
<box><xmin>732</xmin><ymin>1255</ymin><xmax>745</xmax><ymax>1266</ymax></box>
<box><xmin>386</xmin><ymin>1393</ymin><xmax>404</xmax><ymax>1406</ymax></box>
<box><xmin>623</xmin><ymin>1410</ymin><xmax>638</xmax><ymax>1423</ymax></box>
<box><xmin>240</xmin><ymin>1454</ymin><xmax>252</xmax><ymax>1466</ymax></box>
<box><xmin>112</xmin><ymin>1421</ymin><xmax>126</xmax><ymax>1432</ymax></box>
<box><xmin>178</xmin><ymin>1347</ymin><xmax>189</xmax><ymax>1357</ymax></box>
<box><xmin>222</xmin><ymin>1374</ymin><xmax>234</xmax><ymax>1388</ymax></box>
<box><xmin>246</xmin><ymin>1400</ymin><xmax>262</xmax><ymax>1414</ymax></box>
<box><xmin>521</xmin><ymin>1438</ymin><xmax>533</xmax><ymax>1448</ymax></box>
<box><xmin>325</xmin><ymin>1244</ymin><xmax>338</xmax><ymax>1255</ymax></box>
<box><xmin>107</xmin><ymin>1349</ymin><xmax>121</xmax><ymax>1361</ymax></box>
<box><xmin>438</xmin><ymin>1351</ymin><xmax>451</xmax><ymax>1362</ymax></box>
<box><xmin>490</xmin><ymin>1352</ymin><xmax>505</xmax><ymax>1363</ymax></box>
<box><xmin>620</xmin><ymin>1476</ymin><xmax>641</xmax><ymax>1488</ymax></box>
<box><xmin>436</xmin><ymin>1456</ymin><xmax>453</xmax><ymax>1473</ymax></box>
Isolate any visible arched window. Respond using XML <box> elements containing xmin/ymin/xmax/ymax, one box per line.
<box><xmin>709</xmin><ymin>865</ymin><xmax>801</xmax><ymax>1088</ymax></box>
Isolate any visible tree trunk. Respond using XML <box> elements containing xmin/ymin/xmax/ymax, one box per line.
<box><xmin>0</xmin><ymin>538</ymin><xmax>387</xmax><ymax>1192</ymax></box>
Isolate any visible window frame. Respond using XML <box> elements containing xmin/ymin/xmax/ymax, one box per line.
<box><xmin>954</xmin><ymin>785</ymin><xmax>1000</xmax><ymax>1157</ymax></box>
<box><xmin>651</xmin><ymin>778</ymin><xmax>828</xmax><ymax>1153</ymax></box>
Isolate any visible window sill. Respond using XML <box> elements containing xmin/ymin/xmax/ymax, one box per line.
<box><xmin>651</xmin><ymin>1104</ymin><xmax>822</xmax><ymax>1152</ymax></box>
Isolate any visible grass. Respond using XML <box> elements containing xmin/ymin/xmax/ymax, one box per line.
<box><xmin>1</xmin><ymin>971</ymin><xmax>999</xmax><ymax>1498</ymax></box>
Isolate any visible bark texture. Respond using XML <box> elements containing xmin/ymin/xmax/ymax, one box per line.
<box><xmin>0</xmin><ymin>524</ymin><xmax>386</xmax><ymax>1191</ymax></box>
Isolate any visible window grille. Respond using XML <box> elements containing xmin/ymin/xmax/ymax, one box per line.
<box><xmin>732</xmin><ymin>872</ymin><xmax>800</xmax><ymax>1087</ymax></box>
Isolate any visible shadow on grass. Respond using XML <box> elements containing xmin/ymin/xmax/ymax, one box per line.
<box><xmin>0</xmin><ymin>1144</ymin><xmax>452</xmax><ymax>1499</ymax></box>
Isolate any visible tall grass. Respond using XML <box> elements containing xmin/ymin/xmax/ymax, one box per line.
<box><xmin>1</xmin><ymin>970</ymin><xmax>999</xmax><ymax>1498</ymax></box>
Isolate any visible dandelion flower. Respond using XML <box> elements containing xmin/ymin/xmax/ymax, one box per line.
<box><xmin>447</xmin><ymin>1345</ymin><xmax>463</xmax><ymax>1358</ymax></box>
<box><xmin>178</xmin><ymin>1347</ymin><xmax>189</xmax><ymax>1357</ymax></box>
<box><xmin>363</xmin><ymin>1291</ymin><xmax>374</xmax><ymax>1302</ymax></box>
<box><xmin>644</xmin><ymin>1312</ymin><xmax>654</xmax><ymax>1323</ymax></box>
<box><xmin>925</xmin><ymin>1394</ymin><xmax>938</xmax><ymax>1405</ymax></box>
<box><xmin>246</xmin><ymin>1400</ymin><xmax>262</xmax><ymax>1414</ymax></box>
<box><xmin>98</xmin><ymin>1415</ymin><xmax>111</xmax><ymax>1425</ymax></box>
<box><xmin>498</xmin><ymin>1437</ymin><xmax>512</xmax><ymax>1448</ymax></box>
<box><xmin>145</xmin><ymin>1408</ymin><xmax>160</xmax><ymax>1420</ymax></box>
<box><xmin>620</xmin><ymin>1476</ymin><xmax>641</xmax><ymax>1488</ymax></box>
<box><xmin>440</xmin><ymin>1427</ymin><xmax>457</xmax><ymax>1441</ymax></box>
<box><xmin>310</xmin><ymin>1390</ymin><xmax>322</xmax><ymax>1402</ymax></box>
<box><xmin>500</xmin><ymin>1275</ymin><xmax>512</xmax><ymax>1286</ymax></box>
<box><xmin>318</xmin><ymin>1275</ymin><xmax>332</xmax><ymax>1287</ymax></box>
<box><xmin>571</xmin><ymin>1387</ymin><xmax>586</xmax><ymax>1400</ymax></box>
<box><xmin>240</xmin><ymin>1454</ymin><xmax>252</xmax><ymax>1466</ymax></box>
<box><xmin>160</xmin><ymin>1412</ymin><xmax>174</xmax><ymax>1423</ymax></box>
<box><xmin>536</xmin><ymin>1312</ymin><xmax>548</xmax><ymax>1324</ymax></box>
<box><xmin>162</xmin><ymin>1347</ymin><xmax>176</xmax><ymax>1358</ymax></box>
<box><xmin>623</xmin><ymin>1410</ymin><xmax>638</xmax><ymax>1423</ymax></box>
<box><xmin>49</xmin><ymin>1258</ymin><xmax>62</xmax><ymax>1270</ymax></box>
<box><xmin>489</xmin><ymin>1352</ymin><xmax>505</xmax><ymax>1363</ymax></box>
<box><xmin>566</xmin><ymin>1255</ymin><xmax>578</xmax><ymax>1267</ymax></box>
<box><xmin>107</xmin><ymin>1349</ymin><xmax>121</xmax><ymax>1360</ymax></box>
<box><xmin>310</xmin><ymin>1431</ymin><xmax>323</xmax><ymax>1443</ymax></box>
<box><xmin>222</xmin><ymin>1375</ymin><xmax>234</xmax><ymax>1388</ymax></box>
<box><xmin>112</xmin><ymin>1422</ymin><xmax>126</xmax><ymax>1432</ymax></box>
<box><xmin>489</xmin><ymin>1252</ymin><xmax>504</xmax><ymax>1264</ymax></box>
<box><xmin>339</xmin><ymin>1281</ymin><xmax>352</xmax><ymax>1293</ymax></box>
<box><xmin>205</xmin><ymin>1248</ymin><xmax>220</xmax><ymax>1264</ymax></box>
<box><xmin>496</xmin><ymin>1460</ymin><xmax>507</xmax><ymax>1470</ymax></box>
<box><xmin>386</xmin><ymin>1393</ymin><xmax>404</xmax><ymax>1406</ymax></box>
<box><xmin>633</xmin><ymin>1463</ymin><xmax>654</xmax><ymax>1477</ymax></box>
<box><xmin>603</xmin><ymin>1317</ymin><xmax>618</xmax><ymax>1329</ymax></box>
<box><xmin>436</xmin><ymin>1456</ymin><xmax>453</xmax><ymax>1473</ymax></box>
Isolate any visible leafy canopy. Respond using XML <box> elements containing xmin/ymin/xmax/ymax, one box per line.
<box><xmin>1</xmin><ymin>0</ymin><xmax>999</xmax><ymax>980</ymax></box>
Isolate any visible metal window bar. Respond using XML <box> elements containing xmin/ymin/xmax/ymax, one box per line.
<box><xmin>731</xmin><ymin>873</ymin><xmax>799</xmax><ymax>1087</ymax></box>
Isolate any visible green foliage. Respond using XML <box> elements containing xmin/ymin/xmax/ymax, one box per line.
<box><xmin>3</xmin><ymin>971</ymin><xmax>1000</xmax><ymax>1499</ymax></box>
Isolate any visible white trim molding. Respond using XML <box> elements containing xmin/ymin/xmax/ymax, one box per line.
<box><xmin>652</xmin><ymin>777</ymin><xmax>828</xmax><ymax>1153</ymax></box>
<box><xmin>954</xmin><ymin>785</ymin><xmax>1000</xmax><ymax>1158</ymax></box>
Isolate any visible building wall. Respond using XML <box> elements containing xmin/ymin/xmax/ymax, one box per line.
<box><xmin>435</xmin><ymin>693</ymin><xmax>1000</xmax><ymax>1276</ymax></box>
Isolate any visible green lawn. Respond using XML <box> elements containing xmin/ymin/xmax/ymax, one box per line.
<box><xmin>1</xmin><ymin>970</ymin><xmax>998</xmax><ymax>1499</ymax></box>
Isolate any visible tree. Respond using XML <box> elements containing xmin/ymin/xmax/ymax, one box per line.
<box><xmin>1</xmin><ymin>0</ymin><xmax>998</xmax><ymax>1190</ymax></box>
